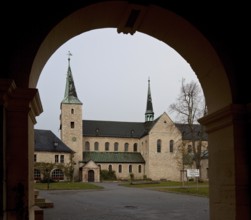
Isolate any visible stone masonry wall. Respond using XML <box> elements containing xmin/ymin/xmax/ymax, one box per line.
<box><xmin>60</xmin><ymin>103</ymin><xmax>83</xmax><ymax>180</ymax></box>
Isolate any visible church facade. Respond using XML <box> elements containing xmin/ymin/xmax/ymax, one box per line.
<box><xmin>57</xmin><ymin>56</ymin><xmax>208</xmax><ymax>182</ymax></box>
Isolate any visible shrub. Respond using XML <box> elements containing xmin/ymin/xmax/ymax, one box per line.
<box><xmin>100</xmin><ymin>170</ymin><xmax>117</xmax><ymax>180</ymax></box>
<box><xmin>40</xmin><ymin>178</ymin><xmax>55</xmax><ymax>183</ymax></box>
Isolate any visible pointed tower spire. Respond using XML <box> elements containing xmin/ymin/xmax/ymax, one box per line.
<box><xmin>61</xmin><ymin>51</ymin><xmax>82</xmax><ymax>104</ymax></box>
<box><xmin>145</xmin><ymin>77</ymin><xmax>154</xmax><ymax>121</ymax></box>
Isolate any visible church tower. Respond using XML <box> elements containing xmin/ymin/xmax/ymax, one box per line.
<box><xmin>145</xmin><ymin>78</ymin><xmax>154</xmax><ymax>121</ymax></box>
<box><xmin>60</xmin><ymin>52</ymin><xmax>83</xmax><ymax>180</ymax></box>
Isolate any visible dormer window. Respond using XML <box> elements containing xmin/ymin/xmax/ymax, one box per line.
<box><xmin>95</xmin><ymin>128</ymin><xmax>99</xmax><ymax>136</ymax></box>
<box><xmin>131</xmin><ymin>129</ymin><xmax>135</xmax><ymax>137</ymax></box>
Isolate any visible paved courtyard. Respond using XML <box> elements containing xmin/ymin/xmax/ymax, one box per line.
<box><xmin>39</xmin><ymin>182</ymin><xmax>209</xmax><ymax>220</ymax></box>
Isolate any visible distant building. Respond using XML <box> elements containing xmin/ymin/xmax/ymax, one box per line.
<box><xmin>34</xmin><ymin>129</ymin><xmax>74</xmax><ymax>181</ymax></box>
<box><xmin>56</xmin><ymin>56</ymin><xmax>208</xmax><ymax>182</ymax></box>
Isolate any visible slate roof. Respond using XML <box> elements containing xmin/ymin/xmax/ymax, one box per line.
<box><xmin>82</xmin><ymin>118</ymin><xmax>208</xmax><ymax>141</ymax></box>
<box><xmin>82</xmin><ymin>120</ymin><xmax>157</xmax><ymax>138</ymax></box>
<box><xmin>175</xmin><ymin>123</ymin><xmax>208</xmax><ymax>141</ymax></box>
<box><xmin>34</xmin><ymin>129</ymin><xmax>74</xmax><ymax>153</ymax></box>
<box><xmin>82</xmin><ymin>152</ymin><xmax>145</xmax><ymax>163</ymax></box>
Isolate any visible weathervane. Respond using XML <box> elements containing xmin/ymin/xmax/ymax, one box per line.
<box><xmin>67</xmin><ymin>51</ymin><xmax>72</xmax><ymax>66</ymax></box>
<box><xmin>67</xmin><ymin>51</ymin><xmax>72</xmax><ymax>60</ymax></box>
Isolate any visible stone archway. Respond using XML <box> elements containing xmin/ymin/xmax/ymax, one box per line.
<box><xmin>29</xmin><ymin>3</ymin><xmax>249</xmax><ymax>220</ymax></box>
<box><xmin>82</xmin><ymin>160</ymin><xmax>100</xmax><ymax>183</ymax></box>
<box><xmin>2</xmin><ymin>1</ymin><xmax>250</xmax><ymax>220</ymax></box>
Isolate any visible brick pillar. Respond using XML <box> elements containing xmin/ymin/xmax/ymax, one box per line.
<box><xmin>0</xmin><ymin>79</ymin><xmax>42</xmax><ymax>220</ymax></box>
<box><xmin>199</xmin><ymin>104</ymin><xmax>250</xmax><ymax>220</ymax></box>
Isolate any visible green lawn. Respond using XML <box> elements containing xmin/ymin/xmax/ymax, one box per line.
<box><xmin>120</xmin><ymin>181</ymin><xmax>209</xmax><ymax>197</ymax></box>
<box><xmin>120</xmin><ymin>180</ymin><xmax>208</xmax><ymax>188</ymax></box>
<box><xmin>34</xmin><ymin>181</ymin><xmax>209</xmax><ymax>197</ymax></box>
<box><xmin>156</xmin><ymin>187</ymin><xmax>209</xmax><ymax>197</ymax></box>
<box><xmin>34</xmin><ymin>182</ymin><xmax>103</xmax><ymax>190</ymax></box>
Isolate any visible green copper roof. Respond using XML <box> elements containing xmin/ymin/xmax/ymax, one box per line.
<box><xmin>82</xmin><ymin>152</ymin><xmax>145</xmax><ymax>163</ymax></box>
<box><xmin>61</xmin><ymin>54</ymin><xmax>82</xmax><ymax>104</ymax></box>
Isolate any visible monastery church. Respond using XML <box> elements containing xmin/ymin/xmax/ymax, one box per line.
<box><xmin>34</xmin><ymin>56</ymin><xmax>208</xmax><ymax>182</ymax></box>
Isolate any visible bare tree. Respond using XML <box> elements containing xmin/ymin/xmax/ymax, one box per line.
<box><xmin>169</xmin><ymin>78</ymin><xmax>207</xmax><ymax>173</ymax></box>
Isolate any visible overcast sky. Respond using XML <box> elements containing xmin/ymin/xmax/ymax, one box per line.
<box><xmin>35</xmin><ymin>28</ymin><xmax>201</xmax><ymax>137</ymax></box>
